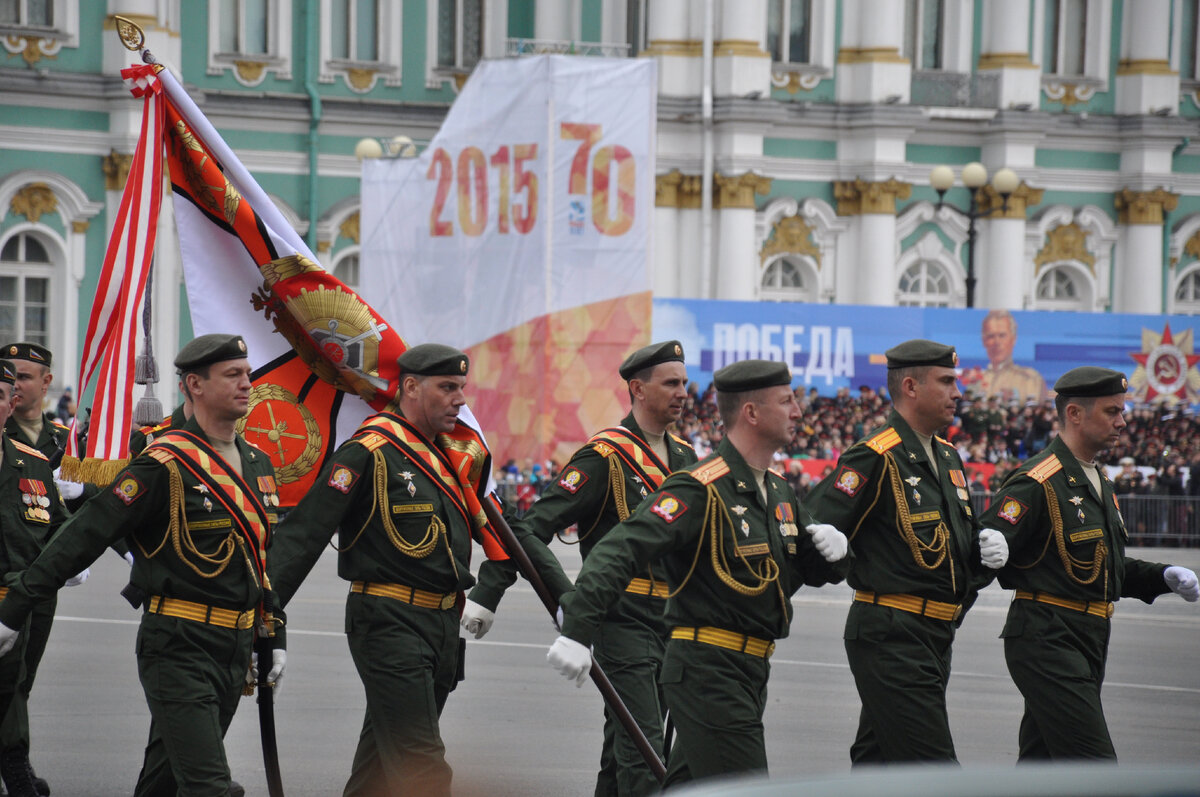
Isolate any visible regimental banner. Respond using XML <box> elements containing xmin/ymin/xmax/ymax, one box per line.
<box><xmin>361</xmin><ymin>55</ymin><xmax>657</xmax><ymax>465</ymax></box>
<box><xmin>654</xmin><ymin>299</ymin><xmax>1200</xmax><ymax>406</ymax></box>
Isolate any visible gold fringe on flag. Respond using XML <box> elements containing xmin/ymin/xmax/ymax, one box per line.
<box><xmin>58</xmin><ymin>455</ymin><xmax>130</xmax><ymax>487</ymax></box>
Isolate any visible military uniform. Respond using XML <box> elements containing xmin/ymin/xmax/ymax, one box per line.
<box><xmin>982</xmin><ymin>372</ymin><xmax>1174</xmax><ymax>761</ymax></box>
<box><xmin>129</xmin><ymin>404</ymin><xmax>189</xmax><ymax>456</ymax></box>
<box><xmin>979</xmin><ymin>360</ymin><xmax>1047</xmax><ymax>403</ymax></box>
<box><xmin>474</xmin><ymin>411</ymin><xmax>696</xmax><ymax>796</ymax></box>
<box><xmin>559</xmin><ymin>358</ymin><xmax>848</xmax><ymax>792</ymax></box>
<box><xmin>806</xmin><ymin>356</ymin><xmax>986</xmax><ymax>763</ymax></box>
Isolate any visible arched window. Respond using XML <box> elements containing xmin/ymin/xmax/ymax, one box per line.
<box><xmin>1175</xmin><ymin>267</ymin><xmax>1200</xmax><ymax>314</ymax></box>
<box><xmin>1035</xmin><ymin>265</ymin><xmax>1084</xmax><ymax>310</ymax></box>
<box><xmin>0</xmin><ymin>231</ymin><xmax>52</xmax><ymax>347</ymax></box>
<box><xmin>760</xmin><ymin>256</ymin><xmax>816</xmax><ymax>301</ymax></box>
<box><xmin>897</xmin><ymin>261</ymin><xmax>951</xmax><ymax>307</ymax></box>
<box><xmin>333</xmin><ymin>252</ymin><xmax>360</xmax><ymax>291</ymax></box>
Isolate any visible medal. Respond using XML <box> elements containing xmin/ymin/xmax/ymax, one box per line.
<box><xmin>913</xmin><ymin>489</ymin><xmax>921</xmax><ymax>505</ymax></box>
<box><xmin>741</xmin><ymin>520</ymin><xmax>750</xmax><ymax>536</ymax></box>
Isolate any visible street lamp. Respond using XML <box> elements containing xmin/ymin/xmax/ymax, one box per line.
<box><xmin>355</xmin><ymin>135</ymin><xmax>418</xmax><ymax>160</ymax></box>
<box><xmin>929</xmin><ymin>162</ymin><xmax>1019</xmax><ymax>308</ymax></box>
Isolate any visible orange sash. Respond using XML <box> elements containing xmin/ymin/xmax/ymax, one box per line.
<box><xmin>588</xmin><ymin>426</ymin><xmax>671</xmax><ymax>491</ymax></box>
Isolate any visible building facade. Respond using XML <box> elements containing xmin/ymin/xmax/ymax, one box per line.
<box><xmin>2</xmin><ymin>0</ymin><xmax>1200</xmax><ymax>399</ymax></box>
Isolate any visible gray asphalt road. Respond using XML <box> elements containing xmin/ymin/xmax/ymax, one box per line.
<box><xmin>29</xmin><ymin>545</ymin><xmax>1200</xmax><ymax>796</ymax></box>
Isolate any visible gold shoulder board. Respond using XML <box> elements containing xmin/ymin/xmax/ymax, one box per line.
<box><xmin>10</xmin><ymin>440</ymin><xmax>48</xmax><ymax>461</ymax></box>
<box><xmin>1026</xmin><ymin>454</ymin><xmax>1063</xmax><ymax>484</ymax></box>
<box><xmin>689</xmin><ymin>457</ymin><xmax>729</xmax><ymax>485</ymax></box>
<box><xmin>865</xmin><ymin>428</ymin><xmax>901</xmax><ymax>454</ymax></box>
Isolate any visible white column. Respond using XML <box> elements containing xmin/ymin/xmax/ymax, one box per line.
<box><xmin>980</xmin><ymin>218</ymin><xmax>1026</xmax><ymax>309</ymax></box>
<box><xmin>715</xmin><ymin>207</ymin><xmax>757</xmax><ymax>300</ymax></box>
<box><xmin>1112</xmin><ymin>188</ymin><xmax>1177</xmax><ymax>313</ymax></box>
<box><xmin>535</xmin><ymin>0</ymin><xmax>577</xmax><ymax>41</ymax></box>
<box><xmin>836</xmin><ymin>0</ymin><xmax>910</xmax><ymax>104</ymax></box>
<box><xmin>855</xmin><ymin>214</ymin><xmax>897</xmax><ymax>305</ymax></box>
<box><xmin>645</xmin><ymin>0</ymin><xmax>699</xmax><ymax>96</ymax></box>
<box><xmin>977</xmin><ymin>0</ymin><xmax>1040</xmax><ymax>109</ymax></box>
<box><xmin>1115</xmin><ymin>0</ymin><xmax>1178</xmax><ymax>115</ymax></box>
<box><xmin>713</xmin><ymin>0</ymin><xmax>770</xmax><ymax>97</ymax></box>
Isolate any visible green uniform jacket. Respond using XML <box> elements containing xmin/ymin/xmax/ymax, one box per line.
<box><xmin>805</xmin><ymin>410</ymin><xmax>982</xmax><ymax>604</ymax></box>
<box><xmin>129</xmin><ymin>405</ymin><xmax>189</xmax><ymax>456</ymax></box>
<box><xmin>5</xmin><ymin>412</ymin><xmax>69</xmax><ymax>462</ymax></box>
<box><xmin>562</xmin><ymin>437</ymin><xmax>845</xmax><ymax>647</ymax></box>
<box><xmin>268</xmin><ymin>411</ymin><xmax>476</xmax><ymax>607</ymax></box>
<box><xmin>0</xmin><ymin>417</ymin><xmax>282</xmax><ymax>641</ymax></box>
<box><xmin>0</xmin><ymin>435</ymin><xmax>67</xmax><ymax>579</ymax></box>
<box><xmin>470</xmin><ymin>413</ymin><xmax>697</xmax><ymax>611</ymax></box>
<box><xmin>982</xmin><ymin>436</ymin><xmax>1169</xmax><ymax>603</ymax></box>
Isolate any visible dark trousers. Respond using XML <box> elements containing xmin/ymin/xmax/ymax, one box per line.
<box><xmin>844</xmin><ymin>602</ymin><xmax>959</xmax><ymax>764</ymax></box>
<box><xmin>659</xmin><ymin>639</ymin><xmax>770</xmax><ymax>789</ymax></box>
<box><xmin>592</xmin><ymin>618</ymin><xmax>666</xmax><ymax>797</ymax></box>
<box><xmin>342</xmin><ymin>592</ymin><xmax>460</xmax><ymax>797</ymax></box>
<box><xmin>0</xmin><ymin>596</ymin><xmax>55</xmax><ymax>752</ymax></box>
<box><xmin>133</xmin><ymin>613</ymin><xmax>253</xmax><ymax>797</ymax></box>
<box><xmin>0</xmin><ymin>617</ymin><xmax>31</xmax><ymax>746</ymax></box>
<box><xmin>1002</xmin><ymin>601</ymin><xmax>1116</xmax><ymax>760</ymax></box>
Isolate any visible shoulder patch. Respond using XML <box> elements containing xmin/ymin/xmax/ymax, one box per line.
<box><xmin>113</xmin><ymin>472</ymin><xmax>146</xmax><ymax>505</ymax></box>
<box><xmin>689</xmin><ymin>456</ymin><xmax>730</xmax><ymax>485</ymax></box>
<box><xmin>996</xmin><ymin>495</ymin><xmax>1028</xmax><ymax>525</ymax></box>
<box><xmin>650</xmin><ymin>492</ymin><xmax>687</xmax><ymax>523</ymax></box>
<box><xmin>557</xmin><ymin>466</ymin><xmax>589</xmax><ymax>494</ymax></box>
<box><xmin>834</xmin><ymin>465</ymin><xmax>867</xmax><ymax>496</ymax></box>
<box><xmin>865</xmin><ymin>428</ymin><xmax>901</xmax><ymax>454</ymax></box>
<box><xmin>327</xmin><ymin>463</ymin><xmax>359</xmax><ymax>494</ymax></box>
<box><xmin>10</xmin><ymin>439</ymin><xmax>48</xmax><ymax>461</ymax></box>
<box><xmin>1026</xmin><ymin>454</ymin><xmax>1063</xmax><ymax>484</ymax></box>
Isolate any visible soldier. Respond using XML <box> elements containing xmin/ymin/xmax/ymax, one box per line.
<box><xmin>978</xmin><ymin>310</ymin><xmax>1047</xmax><ymax>402</ymax></box>
<box><xmin>547</xmin><ymin>359</ymin><xmax>850</xmax><ymax>787</ymax></box>
<box><xmin>804</xmin><ymin>339</ymin><xmax>1009</xmax><ymax>764</ymax></box>
<box><xmin>1</xmin><ymin>342</ymin><xmax>91</xmax><ymax>797</ymax></box>
<box><xmin>0</xmin><ymin>334</ymin><xmax>285</xmax><ymax>797</ymax></box>
<box><xmin>0</xmin><ymin>359</ymin><xmax>67</xmax><ymax>797</ymax></box>
<box><xmin>463</xmin><ymin>340</ymin><xmax>696</xmax><ymax>797</ymax></box>
<box><xmin>267</xmin><ymin>344</ymin><xmax>494</xmax><ymax>796</ymax></box>
<box><xmin>981</xmin><ymin>366</ymin><xmax>1199</xmax><ymax>760</ymax></box>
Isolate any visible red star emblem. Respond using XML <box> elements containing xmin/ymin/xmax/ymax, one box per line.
<box><xmin>1130</xmin><ymin>324</ymin><xmax>1200</xmax><ymax>402</ymax></box>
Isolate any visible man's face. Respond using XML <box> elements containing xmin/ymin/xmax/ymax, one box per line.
<box><xmin>189</xmin><ymin>358</ymin><xmax>253</xmax><ymax>422</ymax></box>
<box><xmin>909</xmin><ymin>366</ymin><xmax>962</xmax><ymax>432</ymax></box>
<box><xmin>634</xmin><ymin>362</ymin><xmax>688</xmax><ymax>428</ymax></box>
<box><xmin>981</xmin><ymin>317</ymin><xmax>1015</xmax><ymax>365</ymax></box>
<box><xmin>0</xmin><ymin>383</ymin><xmax>13</xmax><ymax>428</ymax></box>
<box><xmin>406</xmin><ymin>374</ymin><xmax>467</xmax><ymax>437</ymax></box>
<box><xmin>753</xmin><ymin>385</ymin><xmax>802</xmax><ymax>450</ymax></box>
<box><xmin>1075</xmin><ymin>394</ymin><xmax>1126</xmax><ymax>454</ymax></box>
<box><xmin>12</xmin><ymin>360</ymin><xmax>51</xmax><ymax>414</ymax></box>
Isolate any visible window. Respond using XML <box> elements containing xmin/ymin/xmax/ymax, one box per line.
<box><xmin>331</xmin><ymin>0</ymin><xmax>378</xmax><ymax>61</ymax></box>
<box><xmin>1176</xmin><ymin>0</ymin><xmax>1199</xmax><ymax>84</ymax></box>
<box><xmin>898</xmin><ymin>261</ymin><xmax>952</xmax><ymax>307</ymax></box>
<box><xmin>0</xmin><ymin>232</ymin><xmax>51</xmax><ymax>347</ymax></box>
<box><xmin>1046</xmin><ymin>0</ymin><xmax>1087</xmax><ymax>76</ymax></box>
<box><xmin>1175</xmin><ymin>268</ymin><xmax>1200</xmax><ymax>313</ymax></box>
<box><xmin>438</xmin><ymin>0</ymin><xmax>483</xmax><ymax>70</ymax></box>
<box><xmin>207</xmin><ymin>0</ymin><xmax>293</xmax><ymax>86</ymax></box>
<box><xmin>904</xmin><ymin>0</ymin><xmax>943</xmax><ymax>70</ymax></box>
<box><xmin>1034</xmin><ymin>266</ymin><xmax>1090</xmax><ymax>310</ymax></box>
<box><xmin>625</xmin><ymin>0</ymin><xmax>647</xmax><ymax>56</ymax></box>
<box><xmin>761</xmin><ymin>256</ymin><xmax>816</xmax><ymax>301</ymax></box>
<box><xmin>0</xmin><ymin>0</ymin><xmax>52</xmax><ymax>27</ymax></box>
<box><xmin>333</xmin><ymin>252</ymin><xmax>360</xmax><ymax>291</ymax></box>
<box><xmin>219</xmin><ymin>0</ymin><xmax>270</xmax><ymax>55</ymax></box>
<box><xmin>0</xmin><ymin>0</ymin><xmax>79</xmax><ymax>57</ymax></box>
<box><xmin>768</xmin><ymin>0</ymin><xmax>811</xmax><ymax>64</ymax></box>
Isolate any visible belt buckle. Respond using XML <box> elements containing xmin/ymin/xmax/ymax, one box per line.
<box><xmin>440</xmin><ymin>594</ymin><xmax>457</xmax><ymax>610</ymax></box>
<box><xmin>951</xmin><ymin>604</ymin><xmax>963</xmax><ymax>621</ymax></box>
<box><xmin>1105</xmin><ymin>602</ymin><xmax>1114</xmax><ymax>619</ymax></box>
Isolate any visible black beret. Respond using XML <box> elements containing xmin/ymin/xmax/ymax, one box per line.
<box><xmin>886</xmin><ymin>339</ymin><xmax>958</xmax><ymax>369</ymax></box>
<box><xmin>619</xmin><ymin>340</ymin><xmax>685</xmax><ymax>381</ymax></box>
<box><xmin>174</xmin><ymin>334</ymin><xmax>249</xmax><ymax>373</ymax></box>
<box><xmin>713</xmin><ymin>359</ymin><xmax>792</xmax><ymax>393</ymax></box>
<box><xmin>0</xmin><ymin>359</ymin><xmax>14</xmax><ymax>385</ymax></box>
<box><xmin>4</xmin><ymin>342</ymin><xmax>51</xmax><ymax>367</ymax></box>
<box><xmin>397</xmin><ymin>343</ymin><xmax>469</xmax><ymax>376</ymax></box>
<box><xmin>1053</xmin><ymin>367</ymin><xmax>1128</xmax><ymax>397</ymax></box>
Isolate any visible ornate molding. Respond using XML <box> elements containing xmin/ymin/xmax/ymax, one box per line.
<box><xmin>1184</xmin><ymin>230</ymin><xmax>1200</xmax><ymax>261</ymax></box>
<box><xmin>977</xmin><ymin>52</ymin><xmax>1038</xmax><ymax>70</ymax></box>
<box><xmin>642</xmin><ymin>39</ymin><xmax>702</xmax><ymax>58</ymax></box>
<box><xmin>338</xmin><ymin>211</ymin><xmax>361</xmax><ymax>244</ymax></box>
<box><xmin>234</xmin><ymin>60</ymin><xmax>267</xmax><ymax>85</ymax></box>
<box><xmin>678</xmin><ymin>174</ymin><xmax>705</xmax><ymax>209</ymax></box>
<box><xmin>71</xmin><ymin>220</ymin><xmax>89</xmax><ymax>234</ymax></box>
<box><xmin>833</xmin><ymin>178</ymin><xmax>912</xmax><ymax>216</ymax></box>
<box><xmin>977</xmin><ymin>181</ymin><xmax>1045</xmax><ymax>219</ymax></box>
<box><xmin>760</xmin><ymin>214</ymin><xmax>820</xmax><ymax>266</ymax></box>
<box><xmin>1035</xmin><ymin>223</ymin><xmax>1095</xmax><ymax>273</ymax></box>
<box><xmin>655</xmin><ymin>170</ymin><xmax>684</xmax><ymax>208</ymax></box>
<box><xmin>9</xmin><ymin>183</ymin><xmax>57</xmax><ymax>223</ymax></box>
<box><xmin>102</xmin><ymin>149</ymin><xmax>134</xmax><ymax>192</ymax></box>
<box><xmin>770</xmin><ymin>69</ymin><xmax>823</xmax><ymax>93</ymax></box>
<box><xmin>837</xmin><ymin>46</ymin><xmax>907</xmax><ymax>65</ymax></box>
<box><xmin>714</xmin><ymin>172</ymin><xmax>771</xmax><ymax>209</ymax></box>
<box><xmin>2</xmin><ymin>34</ymin><xmax>61</xmax><ymax>66</ymax></box>
<box><xmin>316</xmin><ymin>240</ymin><xmax>332</xmax><ymax>253</ymax></box>
<box><xmin>1115</xmin><ymin>188</ymin><xmax>1178</xmax><ymax>225</ymax></box>
<box><xmin>1116</xmin><ymin>59</ymin><xmax>1175</xmax><ymax>76</ymax></box>
<box><xmin>346</xmin><ymin>67</ymin><xmax>378</xmax><ymax>92</ymax></box>
<box><xmin>714</xmin><ymin>40</ymin><xmax>770</xmax><ymax>59</ymax></box>
<box><xmin>1043</xmin><ymin>81</ymin><xmax>1096</xmax><ymax>107</ymax></box>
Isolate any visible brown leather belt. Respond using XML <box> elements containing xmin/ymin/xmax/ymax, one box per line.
<box><xmin>146</xmin><ymin>595</ymin><xmax>255</xmax><ymax>630</ymax></box>
<box><xmin>854</xmin><ymin>590</ymin><xmax>963</xmax><ymax>621</ymax></box>
<box><xmin>1014</xmin><ymin>590</ymin><xmax>1114</xmax><ymax>619</ymax></box>
<box><xmin>625</xmin><ymin>577</ymin><xmax>669</xmax><ymax>599</ymax></box>
<box><xmin>670</xmin><ymin>626</ymin><xmax>775</xmax><ymax>658</ymax></box>
<box><xmin>350</xmin><ymin>580</ymin><xmax>457</xmax><ymax>610</ymax></box>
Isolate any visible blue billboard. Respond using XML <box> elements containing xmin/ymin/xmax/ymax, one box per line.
<box><xmin>651</xmin><ymin>299</ymin><xmax>1200</xmax><ymax>405</ymax></box>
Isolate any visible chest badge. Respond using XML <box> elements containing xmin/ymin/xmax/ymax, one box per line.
<box><xmin>912</xmin><ymin>489</ymin><xmax>921</xmax><ymax>505</ymax></box>
<box><xmin>399</xmin><ymin>470</ymin><xmax>417</xmax><ymax>497</ymax></box>
<box><xmin>203</xmin><ymin>497</ymin><xmax>213</xmax><ymax>512</ymax></box>
<box><xmin>905</xmin><ymin>476</ymin><xmax>921</xmax><ymax>487</ymax></box>
<box><xmin>731</xmin><ymin>505</ymin><xmax>747</xmax><ymax>516</ymax></box>
<box><xmin>741</xmin><ymin>520</ymin><xmax>751</xmax><ymax>536</ymax></box>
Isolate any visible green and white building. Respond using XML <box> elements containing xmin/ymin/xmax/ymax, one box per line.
<box><xmin>3</xmin><ymin>0</ymin><xmax>1200</xmax><ymax>399</ymax></box>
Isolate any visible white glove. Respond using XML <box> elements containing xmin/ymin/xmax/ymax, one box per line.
<box><xmin>460</xmin><ymin>598</ymin><xmax>495</xmax><ymax>640</ymax></box>
<box><xmin>0</xmin><ymin>621</ymin><xmax>18</xmax><ymax>658</ymax></box>
<box><xmin>555</xmin><ymin>605</ymin><xmax>564</xmax><ymax>631</ymax></box>
<box><xmin>547</xmin><ymin>635</ymin><xmax>591</xmax><ymax>687</ymax></box>
<box><xmin>64</xmin><ymin>568</ymin><xmax>90</xmax><ymax>587</ymax></box>
<box><xmin>805</xmin><ymin>523</ymin><xmax>848</xmax><ymax>562</ymax></box>
<box><xmin>124</xmin><ymin>551</ymin><xmax>135</xmax><ymax>567</ymax></box>
<box><xmin>248</xmin><ymin>649</ymin><xmax>289</xmax><ymax>689</ymax></box>
<box><xmin>53</xmin><ymin>467</ymin><xmax>84</xmax><ymax>501</ymax></box>
<box><xmin>979</xmin><ymin>528</ymin><xmax>1009</xmax><ymax>570</ymax></box>
<box><xmin>1164</xmin><ymin>566</ymin><xmax>1199</xmax><ymax>602</ymax></box>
